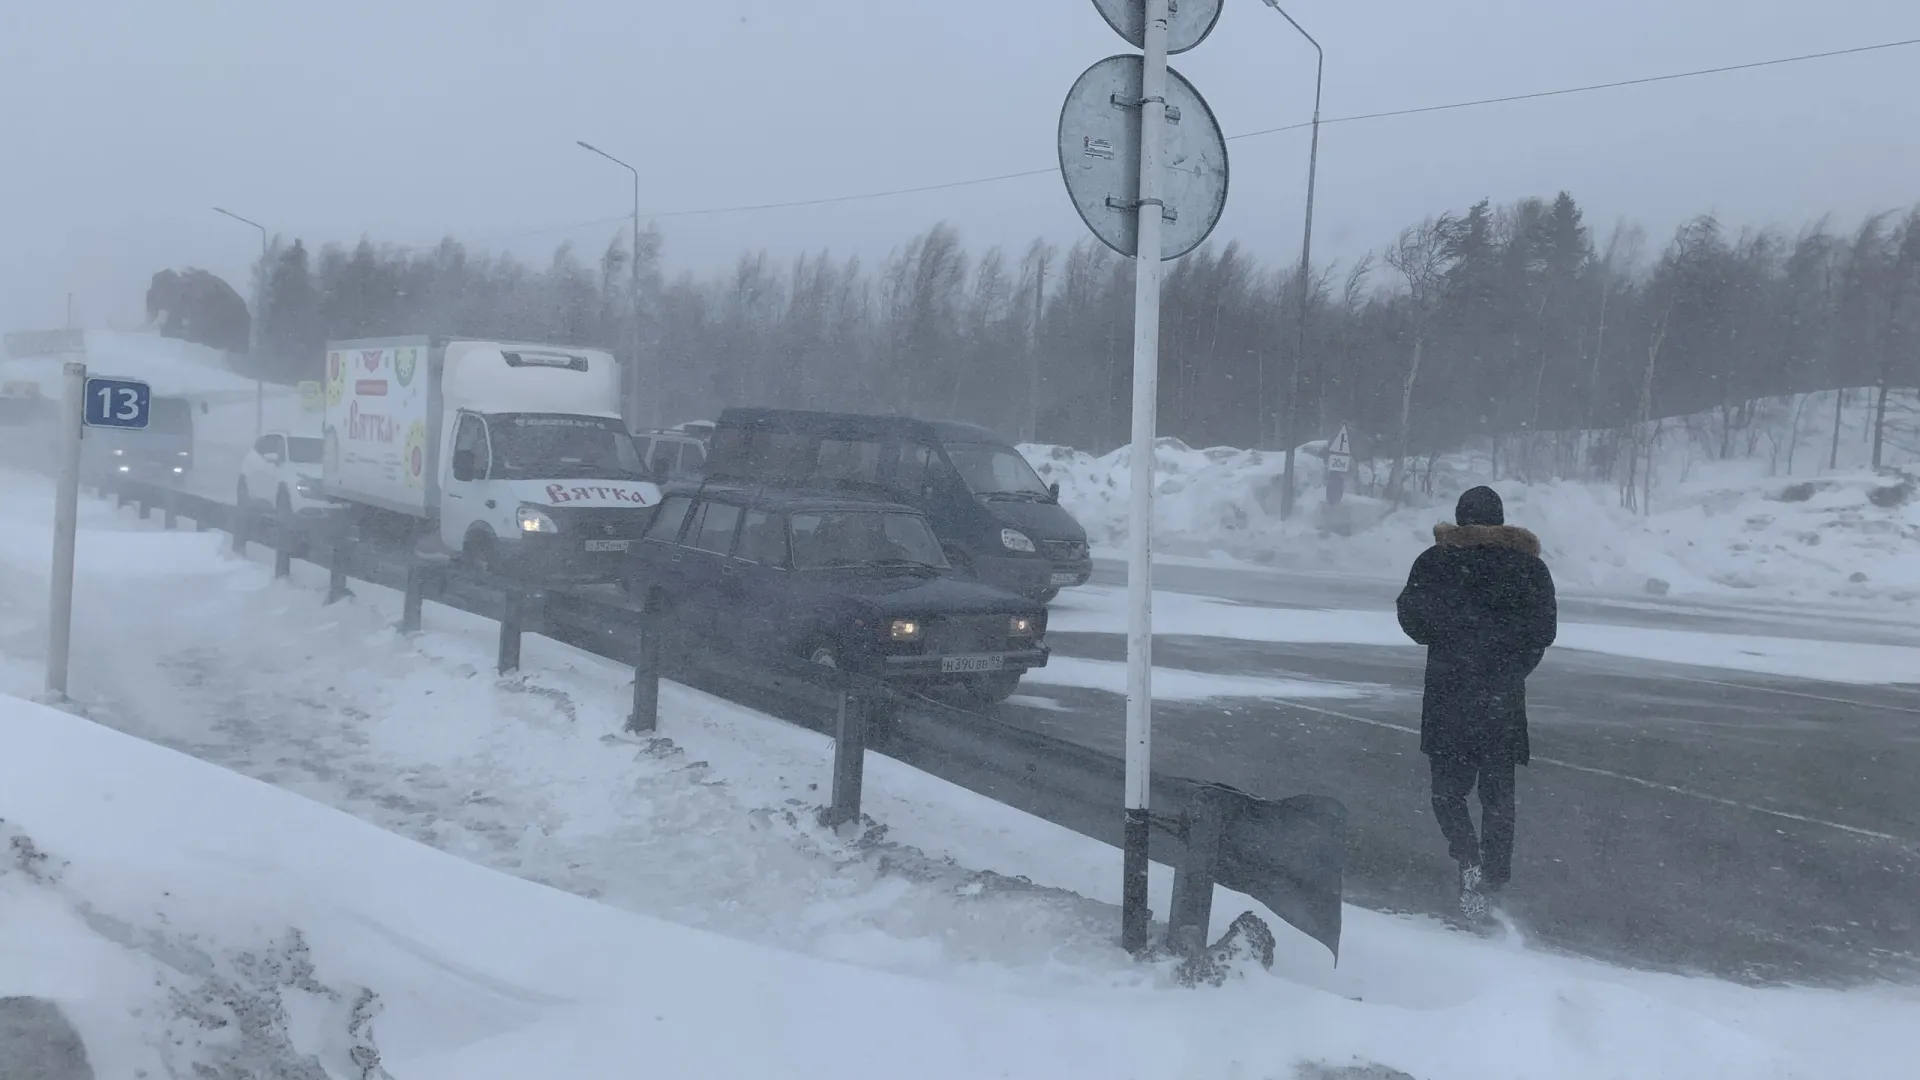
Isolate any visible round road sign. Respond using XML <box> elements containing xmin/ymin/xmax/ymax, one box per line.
<box><xmin>1090</xmin><ymin>0</ymin><xmax>1223</xmax><ymax>55</ymax></box>
<box><xmin>1056</xmin><ymin>54</ymin><xmax>1229</xmax><ymax>261</ymax></box>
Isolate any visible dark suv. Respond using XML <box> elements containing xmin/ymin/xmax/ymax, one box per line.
<box><xmin>625</xmin><ymin>484</ymin><xmax>1049</xmax><ymax>703</ymax></box>
<box><xmin>706</xmin><ymin>409</ymin><xmax>1093</xmax><ymax>602</ymax></box>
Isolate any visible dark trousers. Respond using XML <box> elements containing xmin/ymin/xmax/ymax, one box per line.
<box><xmin>1429</xmin><ymin>754</ymin><xmax>1516</xmax><ymax>885</ymax></box>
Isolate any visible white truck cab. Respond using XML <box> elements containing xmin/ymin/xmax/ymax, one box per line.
<box><xmin>322</xmin><ymin>337</ymin><xmax>660</xmax><ymax>582</ymax></box>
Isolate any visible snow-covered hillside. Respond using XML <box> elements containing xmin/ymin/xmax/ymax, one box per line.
<box><xmin>1025</xmin><ymin>390</ymin><xmax>1920</xmax><ymax>603</ymax></box>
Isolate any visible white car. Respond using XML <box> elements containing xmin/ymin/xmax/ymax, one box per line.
<box><xmin>237</xmin><ymin>432</ymin><xmax>338</xmax><ymax>519</ymax></box>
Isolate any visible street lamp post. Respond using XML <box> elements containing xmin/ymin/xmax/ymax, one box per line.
<box><xmin>577</xmin><ymin>140</ymin><xmax>644</xmax><ymax>429</ymax></box>
<box><xmin>213</xmin><ymin>206</ymin><xmax>269</xmax><ymax>440</ymax></box>
<box><xmin>1262</xmin><ymin>1</ymin><xmax>1323</xmax><ymax>519</ymax></box>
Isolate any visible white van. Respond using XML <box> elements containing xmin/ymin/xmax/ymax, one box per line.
<box><xmin>320</xmin><ymin>337</ymin><xmax>660</xmax><ymax>581</ymax></box>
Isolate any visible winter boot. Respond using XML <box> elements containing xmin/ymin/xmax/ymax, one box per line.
<box><xmin>1458</xmin><ymin>863</ymin><xmax>1490</xmax><ymax>922</ymax></box>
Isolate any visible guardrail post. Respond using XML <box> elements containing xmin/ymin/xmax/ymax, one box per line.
<box><xmin>116</xmin><ymin>485</ymin><xmax>131</xmax><ymax>511</ymax></box>
<box><xmin>825</xmin><ymin>676</ymin><xmax>871</xmax><ymax>829</ymax></box>
<box><xmin>497</xmin><ymin>586</ymin><xmax>526</xmax><ymax>674</ymax></box>
<box><xmin>325</xmin><ymin>525</ymin><xmax>353</xmax><ymax>605</ymax></box>
<box><xmin>137</xmin><ymin>494</ymin><xmax>152</xmax><ymax>520</ymax></box>
<box><xmin>162</xmin><ymin>487</ymin><xmax>178</xmax><ymax>530</ymax></box>
<box><xmin>230</xmin><ymin>503</ymin><xmax>251</xmax><ymax>556</ymax></box>
<box><xmin>273</xmin><ymin>513</ymin><xmax>294</xmax><ymax>579</ymax></box>
<box><xmin>400</xmin><ymin>562</ymin><xmax>426</xmax><ymax>634</ymax></box>
<box><xmin>1168</xmin><ymin>788</ymin><xmax>1227</xmax><ymax>958</ymax></box>
<box><xmin>626</xmin><ymin>615</ymin><xmax>661</xmax><ymax>734</ymax></box>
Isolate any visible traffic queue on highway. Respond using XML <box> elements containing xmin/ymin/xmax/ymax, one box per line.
<box><xmin>238</xmin><ymin>336</ymin><xmax>1094</xmax><ymax>705</ymax></box>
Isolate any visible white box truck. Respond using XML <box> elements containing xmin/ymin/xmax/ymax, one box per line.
<box><xmin>320</xmin><ymin>337</ymin><xmax>660</xmax><ymax>582</ymax></box>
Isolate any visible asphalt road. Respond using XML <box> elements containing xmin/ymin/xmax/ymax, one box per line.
<box><xmin>1018</xmin><ymin>567</ymin><xmax>1920</xmax><ymax>987</ymax></box>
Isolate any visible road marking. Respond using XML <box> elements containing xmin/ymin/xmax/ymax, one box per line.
<box><xmin>1659</xmin><ymin>673</ymin><xmax>1920</xmax><ymax>716</ymax></box>
<box><xmin>1278</xmin><ymin>700</ymin><xmax>1918</xmax><ymax>848</ymax></box>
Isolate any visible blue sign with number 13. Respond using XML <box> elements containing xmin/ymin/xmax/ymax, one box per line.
<box><xmin>83</xmin><ymin>376</ymin><xmax>151</xmax><ymax>429</ymax></box>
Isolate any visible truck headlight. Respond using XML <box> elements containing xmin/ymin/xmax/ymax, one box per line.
<box><xmin>1009</xmin><ymin>615</ymin><xmax>1035</xmax><ymax>637</ymax></box>
<box><xmin>117</xmin><ymin>465</ymin><xmax>129</xmax><ymax>473</ymax></box>
<box><xmin>295</xmin><ymin>477</ymin><xmax>321</xmax><ymax>498</ymax></box>
<box><xmin>888</xmin><ymin>618</ymin><xmax>922</xmax><ymax>642</ymax></box>
<box><xmin>171</xmin><ymin>466</ymin><xmax>183</xmax><ymax>474</ymax></box>
<box><xmin>1000</xmin><ymin>528</ymin><xmax>1035</xmax><ymax>553</ymax></box>
<box><xmin>111</xmin><ymin>448</ymin><xmax>124</xmax><ymax>456</ymax></box>
<box><xmin>517</xmin><ymin>506</ymin><xmax>558</xmax><ymax>533</ymax></box>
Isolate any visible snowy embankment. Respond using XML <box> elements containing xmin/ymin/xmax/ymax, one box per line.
<box><xmin>0</xmin><ymin>468</ymin><xmax>1913</xmax><ymax>1077</ymax></box>
<box><xmin>1023</xmin><ymin>390</ymin><xmax>1920</xmax><ymax>603</ymax></box>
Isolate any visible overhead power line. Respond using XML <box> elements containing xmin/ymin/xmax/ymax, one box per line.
<box><xmin>442</xmin><ymin>35</ymin><xmax>1920</xmax><ymax>248</ymax></box>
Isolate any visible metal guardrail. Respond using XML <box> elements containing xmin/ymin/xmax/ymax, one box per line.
<box><xmin>100</xmin><ymin>477</ymin><xmax>1348</xmax><ymax>962</ymax></box>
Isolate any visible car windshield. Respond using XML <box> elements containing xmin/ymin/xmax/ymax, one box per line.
<box><xmin>488</xmin><ymin>414</ymin><xmax>642</xmax><ymax>479</ymax></box>
<box><xmin>944</xmin><ymin>442</ymin><xmax>1050</xmax><ymax>499</ymax></box>
<box><xmin>286</xmin><ymin>437</ymin><xmax>323</xmax><ymax>464</ymax></box>
<box><xmin>789</xmin><ymin>511</ymin><xmax>948</xmax><ymax>570</ymax></box>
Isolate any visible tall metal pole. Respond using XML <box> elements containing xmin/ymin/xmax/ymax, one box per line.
<box><xmin>1264</xmin><ymin>1</ymin><xmax>1323</xmax><ymax>520</ymax></box>
<box><xmin>578</xmin><ymin>141</ymin><xmax>644</xmax><ymax>428</ymax></box>
<box><xmin>1027</xmin><ymin>254</ymin><xmax>1046</xmax><ymax>443</ymax></box>
<box><xmin>1121</xmin><ymin>0</ymin><xmax>1170</xmax><ymax>957</ymax></box>
<box><xmin>214</xmin><ymin>207</ymin><xmax>269</xmax><ymax>440</ymax></box>
<box><xmin>45</xmin><ymin>361</ymin><xmax>85</xmax><ymax>700</ymax></box>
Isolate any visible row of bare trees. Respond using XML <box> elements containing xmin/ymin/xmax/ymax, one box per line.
<box><xmin>250</xmin><ymin>192</ymin><xmax>1920</xmax><ymax>490</ymax></box>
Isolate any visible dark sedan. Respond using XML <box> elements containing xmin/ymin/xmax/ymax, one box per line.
<box><xmin>624</xmin><ymin>485</ymin><xmax>1048</xmax><ymax>703</ymax></box>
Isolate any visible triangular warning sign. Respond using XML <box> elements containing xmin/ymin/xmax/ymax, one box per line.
<box><xmin>1328</xmin><ymin>426</ymin><xmax>1351</xmax><ymax>456</ymax></box>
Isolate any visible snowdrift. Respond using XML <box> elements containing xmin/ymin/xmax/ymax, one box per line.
<box><xmin>1022</xmin><ymin>391</ymin><xmax>1920</xmax><ymax>603</ymax></box>
<box><xmin>6</xmin><ymin>693</ymin><xmax>1911</xmax><ymax>1079</ymax></box>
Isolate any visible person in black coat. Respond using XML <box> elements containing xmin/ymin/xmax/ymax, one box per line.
<box><xmin>1396</xmin><ymin>486</ymin><xmax>1557</xmax><ymax>918</ymax></box>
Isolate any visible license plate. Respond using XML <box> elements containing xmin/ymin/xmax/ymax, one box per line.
<box><xmin>1050</xmin><ymin>571</ymin><xmax>1079</xmax><ymax>585</ymax></box>
<box><xmin>941</xmin><ymin>654</ymin><xmax>1005</xmax><ymax>674</ymax></box>
<box><xmin>583</xmin><ymin>539</ymin><xmax>630</xmax><ymax>553</ymax></box>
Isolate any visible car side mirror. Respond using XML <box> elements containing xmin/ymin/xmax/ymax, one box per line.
<box><xmin>451</xmin><ymin>448</ymin><xmax>476</xmax><ymax>481</ymax></box>
<box><xmin>1048</xmin><ymin>481</ymin><xmax>1060</xmax><ymax>501</ymax></box>
<box><xmin>265</xmin><ymin>451</ymin><xmax>283</xmax><ymax>466</ymax></box>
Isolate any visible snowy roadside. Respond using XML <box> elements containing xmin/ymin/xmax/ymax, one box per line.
<box><xmin>1021</xmin><ymin>391</ymin><xmax>1920</xmax><ymax>606</ymax></box>
<box><xmin>1</xmin><ymin>465</ymin><xmax>1915</xmax><ymax>1077</ymax></box>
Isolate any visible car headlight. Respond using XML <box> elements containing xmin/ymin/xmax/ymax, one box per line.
<box><xmin>295</xmin><ymin>477</ymin><xmax>321</xmax><ymax>498</ymax></box>
<box><xmin>117</xmin><ymin>465</ymin><xmax>129</xmax><ymax>473</ymax></box>
<box><xmin>517</xmin><ymin>505</ymin><xmax>558</xmax><ymax>533</ymax></box>
<box><xmin>888</xmin><ymin>617</ymin><xmax>923</xmax><ymax>642</ymax></box>
<box><xmin>171</xmin><ymin>466</ymin><xmax>184</xmax><ymax>474</ymax></box>
<box><xmin>112</xmin><ymin>448</ymin><xmax>124</xmax><ymax>456</ymax></box>
<box><xmin>1000</xmin><ymin>528</ymin><xmax>1035</xmax><ymax>553</ymax></box>
<box><xmin>1009</xmin><ymin>615</ymin><xmax>1035</xmax><ymax>637</ymax></box>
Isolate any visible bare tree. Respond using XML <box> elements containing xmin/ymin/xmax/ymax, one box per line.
<box><xmin>1384</xmin><ymin>215</ymin><xmax>1455</xmax><ymax>502</ymax></box>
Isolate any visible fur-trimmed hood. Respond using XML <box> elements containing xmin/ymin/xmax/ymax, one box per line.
<box><xmin>1433</xmin><ymin>522</ymin><xmax>1541</xmax><ymax>557</ymax></box>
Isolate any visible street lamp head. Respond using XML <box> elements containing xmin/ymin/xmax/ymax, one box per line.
<box><xmin>576</xmin><ymin>140</ymin><xmax>598</xmax><ymax>151</ymax></box>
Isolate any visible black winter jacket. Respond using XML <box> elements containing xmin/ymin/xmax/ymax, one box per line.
<box><xmin>1396</xmin><ymin>523</ymin><xmax>1558</xmax><ymax>764</ymax></box>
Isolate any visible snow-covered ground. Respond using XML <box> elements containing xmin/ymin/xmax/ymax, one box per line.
<box><xmin>1024</xmin><ymin>390</ymin><xmax>1920</xmax><ymax>604</ymax></box>
<box><xmin>2</xmin><ymin>464</ymin><xmax>1916</xmax><ymax>1077</ymax></box>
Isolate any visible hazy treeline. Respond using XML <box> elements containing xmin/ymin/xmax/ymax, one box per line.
<box><xmin>243</xmin><ymin>192</ymin><xmax>1920</xmax><ymax>485</ymax></box>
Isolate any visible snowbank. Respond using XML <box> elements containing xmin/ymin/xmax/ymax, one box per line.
<box><xmin>1022</xmin><ymin>392</ymin><xmax>1920</xmax><ymax>603</ymax></box>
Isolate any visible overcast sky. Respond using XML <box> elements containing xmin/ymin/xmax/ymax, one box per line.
<box><xmin>3</xmin><ymin>0</ymin><xmax>1916</xmax><ymax>333</ymax></box>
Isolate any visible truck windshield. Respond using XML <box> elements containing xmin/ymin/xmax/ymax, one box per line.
<box><xmin>790</xmin><ymin>511</ymin><xmax>948</xmax><ymax>570</ymax></box>
<box><xmin>944</xmin><ymin>443</ymin><xmax>1050</xmax><ymax>499</ymax></box>
<box><xmin>287</xmin><ymin>437</ymin><xmax>323</xmax><ymax>464</ymax></box>
<box><xmin>148</xmin><ymin>398</ymin><xmax>193</xmax><ymax>437</ymax></box>
<box><xmin>488</xmin><ymin>414</ymin><xmax>642</xmax><ymax>479</ymax></box>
